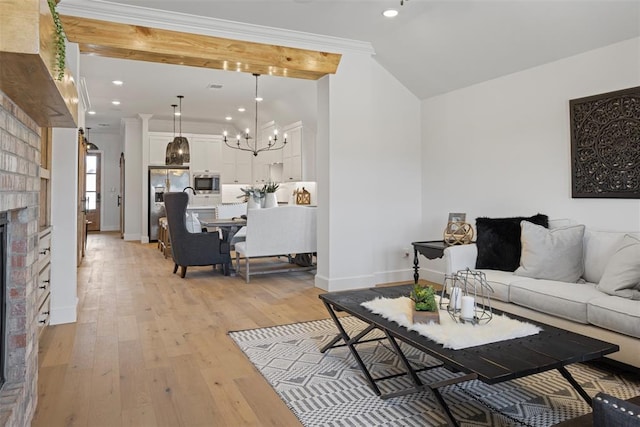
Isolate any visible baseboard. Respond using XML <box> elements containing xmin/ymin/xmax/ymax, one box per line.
<box><xmin>314</xmin><ymin>273</ymin><xmax>376</xmax><ymax>292</ymax></box>
<box><xmin>419</xmin><ymin>268</ymin><xmax>445</xmax><ymax>285</ymax></box>
<box><xmin>315</xmin><ymin>267</ymin><xmax>446</xmax><ymax>292</ymax></box>
<box><xmin>49</xmin><ymin>299</ymin><xmax>78</xmax><ymax>325</ymax></box>
<box><xmin>123</xmin><ymin>233</ymin><xmax>141</xmax><ymax>241</ymax></box>
<box><xmin>373</xmin><ymin>269</ymin><xmax>413</xmax><ymax>285</ymax></box>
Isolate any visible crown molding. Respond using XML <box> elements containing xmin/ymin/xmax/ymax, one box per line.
<box><xmin>57</xmin><ymin>0</ymin><xmax>375</xmax><ymax>56</ymax></box>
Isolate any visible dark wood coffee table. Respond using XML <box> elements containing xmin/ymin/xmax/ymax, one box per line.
<box><xmin>319</xmin><ymin>284</ymin><xmax>620</xmax><ymax>427</ymax></box>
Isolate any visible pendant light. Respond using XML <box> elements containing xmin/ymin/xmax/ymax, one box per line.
<box><xmin>173</xmin><ymin>95</ymin><xmax>190</xmax><ymax>164</ymax></box>
<box><xmin>85</xmin><ymin>127</ymin><xmax>99</xmax><ymax>150</ymax></box>
<box><xmin>165</xmin><ymin>104</ymin><xmax>179</xmax><ymax>165</ymax></box>
<box><xmin>223</xmin><ymin>74</ymin><xmax>287</xmax><ymax>156</ymax></box>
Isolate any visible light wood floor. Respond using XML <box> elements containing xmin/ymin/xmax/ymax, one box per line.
<box><xmin>33</xmin><ymin>232</ymin><xmax>331</xmax><ymax>427</ymax></box>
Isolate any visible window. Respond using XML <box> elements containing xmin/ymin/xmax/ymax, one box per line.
<box><xmin>85</xmin><ymin>154</ymin><xmax>98</xmax><ymax>211</ymax></box>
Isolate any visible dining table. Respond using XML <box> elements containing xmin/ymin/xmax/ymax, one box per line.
<box><xmin>198</xmin><ymin>217</ymin><xmax>247</xmax><ymax>243</ymax></box>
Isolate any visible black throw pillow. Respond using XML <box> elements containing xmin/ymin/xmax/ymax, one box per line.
<box><xmin>475</xmin><ymin>214</ymin><xmax>548</xmax><ymax>271</ymax></box>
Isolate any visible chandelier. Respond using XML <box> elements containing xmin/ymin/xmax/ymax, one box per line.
<box><xmin>165</xmin><ymin>96</ymin><xmax>190</xmax><ymax>165</ymax></box>
<box><xmin>223</xmin><ymin>73</ymin><xmax>287</xmax><ymax>157</ymax></box>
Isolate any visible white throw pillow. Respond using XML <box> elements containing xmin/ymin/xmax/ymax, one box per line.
<box><xmin>515</xmin><ymin>221</ymin><xmax>585</xmax><ymax>283</ymax></box>
<box><xmin>596</xmin><ymin>234</ymin><xmax>640</xmax><ymax>299</ymax></box>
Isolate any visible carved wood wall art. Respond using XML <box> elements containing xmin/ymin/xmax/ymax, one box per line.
<box><xmin>570</xmin><ymin>86</ymin><xmax>640</xmax><ymax>198</ymax></box>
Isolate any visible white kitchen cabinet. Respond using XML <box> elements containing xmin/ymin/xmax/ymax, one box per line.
<box><xmin>222</xmin><ymin>142</ymin><xmax>252</xmax><ymax>184</ymax></box>
<box><xmin>282</xmin><ymin>122</ymin><xmax>302</xmax><ymax>182</ymax></box>
<box><xmin>149</xmin><ymin>132</ymin><xmax>172</xmax><ymax>165</ymax></box>
<box><xmin>189</xmin><ymin>135</ymin><xmax>222</xmax><ymax>172</ymax></box>
<box><xmin>249</xmin><ymin>121</ymin><xmax>283</xmax><ymax>185</ymax></box>
<box><xmin>252</xmin><ymin>147</ymin><xmax>283</xmax><ymax>185</ymax></box>
<box><xmin>149</xmin><ymin>132</ymin><xmax>222</xmax><ymax>172</ymax></box>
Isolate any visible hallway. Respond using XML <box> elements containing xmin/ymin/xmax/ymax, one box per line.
<box><xmin>33</xmin><ymin>232</ymin><xmax>326</xmax><ymax>426</ymax></box>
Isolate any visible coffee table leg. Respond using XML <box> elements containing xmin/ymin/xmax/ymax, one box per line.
<box><xmin>382</xmin><ymin>331</ymin><xmax>459</xmax><ymax>427</ymax></box>
<box><xmin>383</xmin><ymin>331</ymin><xmax>423</xmax><ymax>386</ymax></box>
<box><xmin>558</xmin><ymin>366</ymin><xmax>592</xmax><ymax>406</ymax></box>
<box><xmin>430</xmin><ymin>388</ymin><xmax>460</xmax><ymax>427</ymax></box>
<box><xmin>321</xmin><ymin>301</ymin><xmax>382</xmax><ymax>396</ymax></box>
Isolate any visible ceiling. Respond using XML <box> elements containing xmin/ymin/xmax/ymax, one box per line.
<box><xmin>62</xmin><ymin>0</ymin><xmax>640</xmax><ymax>133</ymax></box>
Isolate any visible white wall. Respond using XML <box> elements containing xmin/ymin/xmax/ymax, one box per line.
<box><xmin>88</xmin><ymin>133</ymin><xmax>124</xmax><ymax>231</ymax></box>
<box><xmin>315</xmin><ymin>53</ymin><xmax>422</xmax><ymax>291</ymax></box>
<box><xmin>49</xmin><ymin>42</ymin><xmax>81</xmax><ymax>325</ymax></box>
<box><xmin>421</xmin><ymin>37</ymin><xmax>640</xmax><ymax>281</ymax></box>
<box><xmin>122</xmin><ymin>118</ymin><xmax>143</xmax><ymax>240</ymax></box>
<box><xmin>51</xmin><ymin>128</ymin><xmax>79</xmax><ymax>325</ymax></box>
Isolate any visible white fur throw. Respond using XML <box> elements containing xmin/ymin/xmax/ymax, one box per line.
<box><xmin>361</xmin><ymin>296</ymin><xmax>541</xmax><ymax>350</ymax></box>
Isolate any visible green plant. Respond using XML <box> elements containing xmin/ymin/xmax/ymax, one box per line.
<box><xmin>262</xmin><ymin>182</ymin><xmax>280</xmax><ymax>193</ymax></box>
<box><xmin>237</xmin><ymin>186</ymin><xmax>265</xmax><ymax>200</ymax></box>
<box><xmin>47</xmin><ymin>0</ymin><xmax>66</xmax><ymax>81</ymax></box>
<box><xmin>410</xmin><ymin>284</ymin><xmax>438</xmax><ymax>312</ymax></box>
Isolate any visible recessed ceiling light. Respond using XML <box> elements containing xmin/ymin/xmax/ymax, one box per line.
<box><xmin>238</xmin><ymin>107</ymin><xmax>246</xmax><ymax>112</ymax></box>
<box><xmin>174</xmin><ymin>112</ymin><xmax>181</xmax><ymax>116</ymax></box>
<box><xmin>225</xmin><ymin>116</ymin><xmax>232</xmax><ymax>121</ymax></box>
<box><xmin>255</xmin><ymin>97</ymin><xmax>263</xmax><ymax>102</ymax></box>
<box><xmin>383</xmin><ymin>9</ymin><xmax>398</xmax><ymax>17</ymax></box>
<box><xmin>112</xmin><ymin>80</ymin><xmax>124</xmax><ymax>86</ymax></box>
<box><xmin>111</xmin><ymin>100</ymin><xmax>120</xmax><ymax>105</ymax></box>
<box><xmin>88</xmin><ymin>110</ymin><xmax>96</xmax><ymax>115</ymax></box>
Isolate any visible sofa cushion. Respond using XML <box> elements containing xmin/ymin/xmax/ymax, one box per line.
<box><xmin>588</xmin><ymin>295</ymin><xmax>640</xmax><ymax>338</ymax></box>
<box><xmin>596</xmin><ymin>235</ymin><xmax>640</xmax><ymax>299</ymax></box>
<box><xmin>583</xmin><ymin>229</ymin><xmax>629</xmax><ymax>283</ymax></box>
<box><xmin>515</xmin><ymin>222</ymin><xmax>585</xmax><ymax>283</ymax></box>
<box><xmin>478</xmin><ymin>270</ymin><xmax>533</xmax><ymax>302</ymax></box>
<box><xmin>475</xmin><ymin>214</ymin><xmax>548</xmax><ymax>272</ymax></box>
<box><xmin>509</xmin><ymin>280</ymin><xmax>604</xmax><ymax>323</ymax></box>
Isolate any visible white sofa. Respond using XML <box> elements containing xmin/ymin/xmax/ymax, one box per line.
<box><xmin>443</xmin><ymin>220</ymin><xmax>640</xmax><ymax>368</ymax></box>
<box><xmin>234</xmin><ymin>205</ymin><xmax>317</xmax><ymax>283</ymax></box>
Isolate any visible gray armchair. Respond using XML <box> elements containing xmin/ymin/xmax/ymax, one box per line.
<box><xmin>163</xmin><ymin>192</ymin><xmax>231</xmax><ymax>278</ymax></box>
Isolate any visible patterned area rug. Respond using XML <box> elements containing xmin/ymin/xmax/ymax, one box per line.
<box><xmin>229</xmin><ymin>317</ymin><xmax>640</xmax><ymax>427</ymax></box>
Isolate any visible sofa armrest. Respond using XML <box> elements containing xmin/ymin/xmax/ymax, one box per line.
<box><xmin>443</xmin><ymin>243</ymin><xmax>478</xmax><ymax>276</ymax></box>
<box><xmin>593</xmin><ymin>393</ymin><xmax>640</xmax><ymax>427</ymax></box>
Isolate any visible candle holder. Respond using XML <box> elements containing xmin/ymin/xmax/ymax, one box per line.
<box><xmin>440</xmin><ymin>269</ymin><xmax>494</xmax><ymax>324</ymax></box>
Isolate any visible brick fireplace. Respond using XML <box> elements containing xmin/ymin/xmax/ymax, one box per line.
<box><xmin>0</xmin><ymin>90</ymin><xmax>42</xmax><ymax>425</ymax></box>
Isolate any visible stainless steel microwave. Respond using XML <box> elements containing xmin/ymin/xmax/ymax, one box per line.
<box><xmin>191</xmin><ymin>171</ymin><xmax>221</xmax><ymax>194</ymax></box>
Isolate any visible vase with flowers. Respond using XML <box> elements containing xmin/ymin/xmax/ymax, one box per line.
<box><xmin>262</xmin><ymin>182</ymin><xmax>279</xmax><ymax>208</ymax></box>
<box><xmin>238</xmin><ymin>186</ymin><xmax>265</xmax><ymax>209</ymax></box>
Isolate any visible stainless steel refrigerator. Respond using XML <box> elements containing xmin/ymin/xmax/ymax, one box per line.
<box><xmin>149</xmin><ymin>166</ymin><xmax>190</xmax><ymax>241</ymax></box>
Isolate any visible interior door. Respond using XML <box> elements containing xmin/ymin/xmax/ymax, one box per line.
<box><xmin>85</xmin><ymin>152</ymin><xmax>102</xmax><ymax>232</ymax></box>
<box><xmin>77</xmin><ymin>130</ymin><xmax>87</xmax><ymax>265</ymax></box>
<box><xmin>119</xmin><ymin>153</ymin><xmax>125</xmax><ymax>239</ymax></box>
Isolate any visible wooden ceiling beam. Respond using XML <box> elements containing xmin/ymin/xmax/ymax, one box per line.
<box><xmin>60</xmin><ymin>15</ymin><xmax>341</xmax><ymax>80</ymax></box>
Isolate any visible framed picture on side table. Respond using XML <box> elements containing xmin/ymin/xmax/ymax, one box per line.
<box><xmin>447</xmin><ymin>212</ymin><xmax>466</xmax><ymax>224</ymax></box>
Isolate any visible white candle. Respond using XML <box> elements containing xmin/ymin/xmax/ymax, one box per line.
<box><xmin>451</xmin><ymin>287</ymin><xmax>462</xmax><ymax>310</ymax></box>
<box><xmin>461</xmin><ymin>296</ymin><xmax>475</xmax><ymax>320</ymax></box>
